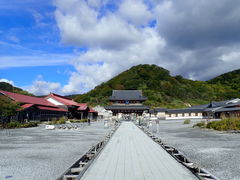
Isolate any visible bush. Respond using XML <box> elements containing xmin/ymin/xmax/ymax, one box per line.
<box><xmin>183</xmin><ymin>119</ymin><xmax>191</xmax><ymax>124</ymax></box>
<box><xmin>6</xmin><ymin>121</ymin><xmax>21</xmax><ymax>128</ymax></box>
<box><xmin>48</xmin><ymin>117</ymin><xmax>66</xmax><ymax>125</ymax></box>
<box><xmin>193</xmin><ymin>121</ymin><xmax>206</xmax><ymax>128</ymax></box>
<box><xmin>206</xmin><ymin>117</ymin><xmax>240</xmax><ymax>131</ymax></box>
<box><xmin>5</xmin><ymin>121</ymin><xmax>38</xmax><ymax>129</ymax></box>
<box><xmin>57</xmin><ymin>119</ymin><xmax>66</xmax><ymax>124</ymax></box>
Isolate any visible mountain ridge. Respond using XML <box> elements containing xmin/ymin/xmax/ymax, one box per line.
<box><xmin>73</xmin><ymin>64</ymin><xmax>239</xmax><ymax>108</ymax></box>
<box><xmin>0</xmin><ymin>82</ymin><xmax>33</xmax><ymax>96</ymax></box>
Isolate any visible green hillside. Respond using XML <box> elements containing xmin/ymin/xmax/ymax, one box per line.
<box><xmin>0</xmin><ymin>82</ymin><xmax>33</xmax><ymax>96</ymax></box>
<box><xmin>208</xmin><ymin>69</ymin><xmax>240</xmax><ymax>91</ymax></box>
<box><xmin>74</xmin><ymin>64</ymin><xmax>239</xmax><ymax>108</ymax></box>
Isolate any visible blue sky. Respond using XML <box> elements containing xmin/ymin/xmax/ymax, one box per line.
<box><xmin>1</xmin><ymin>0</ymin><xmax>240</xmax><ymax>95</ymax></box>
<box><xmin>0</xmin><ymin>0</ymin><xmax>78</xmax><ymax>93</ymax></box>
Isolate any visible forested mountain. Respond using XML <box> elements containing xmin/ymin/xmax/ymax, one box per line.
<box><xmin>0</xmin><ymin>82</ymin><xmax>33</xmax><ymax>96</ymax></box>
<box><xmin>208</xmin><ymin>69</ymin><xmax>240</xmax><ymax>92</ymax></box>
<box><xmin>73</xmin><ymin>64</ymin><xmax>239</xmax><ymax>108</ymax></box>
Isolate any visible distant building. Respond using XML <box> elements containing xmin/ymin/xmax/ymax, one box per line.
<box><xmin>203</xmin><ymin>99</ymin><xmax>240</xmax><ymax>119</ymax></box>
<box><xmin>0</xmin><ymin>90</ymin><xmax>67</xmax><ymax>122</ymax></box>
<box><xmin>88</xmin><ymin>108</ymin><xmax>98</xmax><ymax>120</ymax></box>
<box><xmin>150</xmin><ymin>98</ymin><xmax>240</xmax><ymax>120</ymax></box>
<box><xmin>45</xmin><ymin>93</ymin><xmax>90</xmax><ymax>119</ymax></box>
<box><xmin>105</xmin><ymin>90</ymin><xmax>149</xmax><ymax>116</ymax></box>
<box><xmin>0</xmin><ymin>90</ymin><xmax>98</xmax><ymax>122</ymax></box>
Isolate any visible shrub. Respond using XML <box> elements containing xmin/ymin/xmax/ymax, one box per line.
<box><xmin>183</xmin><ymin>119</ymin><xmax>191</xmax><ymax>124</ymax></box>
<box><xmin>70</xmin><ymin>119</ymin><xmax>82</xmax><ymax>123</ymax></box>
<box><xmin>6</xmin><ymin>121</ymin><xmax>21</xmax><ymax>128</ymax></box>
<box><xmin>21</xmin><ymin>122</ymin><xmax>38</xmax><ymax>128</ymax></box>
<box><xmin>57</xmin><ymin>119</ymin><xmax>66</xmax><ymax>124</ymax></box>
<box><xmin>5</xmin><ymin>121</ymin><xmax>38</xmax><ymax>129</ymax></box>
<box><xmin>206</xmin><ymin>117</ymin><xmax>240</xmax><ymax>131</ymax></box>
<box><xmin>48</xmin><ymin>117</ymin><xmax>66</xmax><ymax>125</ymax></box>
<box><xmin>193</xmin><ymin>121</ymin><xmax>206</xmax><ymax>128</ymax></box>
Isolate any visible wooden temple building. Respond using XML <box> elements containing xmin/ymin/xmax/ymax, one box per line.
<box><xmin>105</xmin><ymin>90</ymin><xmax>149</xmax><ymax>116</ymax></box>
<box><xmin>0</xmin><ymin>90</ymin><xmax>68</xmax><ymax>122</ymax></box>
<box><xmin>0</xmin><ymin>90</ymin><xmax>98</xmax><ymax>122</ymax></box>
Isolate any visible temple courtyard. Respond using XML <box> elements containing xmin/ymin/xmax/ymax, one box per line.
<box><xmin>0</xmin><ymin>121</ymin><xmax>111</xmax><ymax>180</ymax></box>
<box><xmin>1</xmin><ymin>119</ymin><xmax>240</xmax><ymax>180</ymax></box>
<box><xmin>150</xmin><ymin>119</ymin><xmax>240</xmax><ymax>180</ymax></box>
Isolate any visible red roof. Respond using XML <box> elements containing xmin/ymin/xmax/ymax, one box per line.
<box><xmin>89</xmin><ymin>108</ymin><xmax>97</xmax><ymax>113</ymax></box>
<box><xmin>45</xmin><ymin>93</ymin><xmax>79</xmax><ymax>106</ymax></box>
<box><xmin>21</xmin><ymin>103</ymin><xmax>34</xmax><ymax>109</ymax></box>
<box><xmin>77</xmin><ymin>103</ymin><xmax>88</xmax><ymax>111</ymax></box>
<box><xmin>0</xmin><ymin>90</ymin><xmax>55</xmax><ymax>107</ymax></box>
<box><xmin>37</xmin><ymin>105</ymin><xmax>67</xmax><ymax>112</ymax></box>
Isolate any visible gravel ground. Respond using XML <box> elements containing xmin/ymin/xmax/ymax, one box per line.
<box><xmin>149</xmin><ymin>119</ymin><xmax>240</xmax><ymax>180</ymax></box>
<box><xmin>0</xmin><ymin>121</ymin><xmax>111</xmax><ymax>180</ymax></box>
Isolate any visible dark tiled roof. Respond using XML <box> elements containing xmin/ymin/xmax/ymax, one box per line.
<box><xmin>167</xmin><ymin>108</ymin><xmax>204</xmax><ymax>113</ymax></box>
<box><xmin>105</xmin><ymin>105</ymin><xmax>149</xmax><ymax>110</ymax></box>
<box><xmin>154</xmin><ymin>108</ymin><xmax>168</xmax><ymax>112</ymax></box>
<box><xmin>109</xmin><ymin>90</ymin><xmax>147</xmax><ymax>101</ymax></box>
<box><xmin>188</xmin><ymin>104</ymin><xmax>210</xmax><ymax>109</ymax></box>
<box><xmin>215</xmin><ymin>107</ymin><xmax>240</xmax><ymax>112</ymax></box>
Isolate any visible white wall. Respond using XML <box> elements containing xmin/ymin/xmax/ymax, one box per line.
<box><xmin>46</xmin><ymin>97</ymin><xmax>65</xmax><ymax>106</ymax></box>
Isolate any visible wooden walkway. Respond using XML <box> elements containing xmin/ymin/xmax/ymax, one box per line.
<box><xmin>81</xmin><ymin>122</ymin><xmax>197</xmax><ymax>180</ymax></box>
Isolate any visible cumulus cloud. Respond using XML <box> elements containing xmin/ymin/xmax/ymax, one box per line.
<box><xmin>0</xmin><ymin>78</ymin><xmax>14</xmax><ymax>85</ymax></box>
<box><xmin>118</xmin><ymin>0</ymin><xmax>153</xmax><ymax>26</ymax></box>
<box><xmin>53</xmin><ymin>0</ymin><xmax>240</xmax><ymax>94</ymax></box>
<box><xmin>27</xmin><ymin>75</ymin><xmax>61</xmax><ymax>95</ymax></box>
<box><xmin>55</xmin><ymin>0</ymin><xmax>142</xmax><ymax>49</ymax></box>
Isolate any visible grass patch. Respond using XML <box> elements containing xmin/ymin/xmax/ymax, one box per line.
<box><xmin>69</xmin><ymin>119</ymin><xmax>88</xmax><ymax>123</ymax></box>
<box><xmin>193</xmin><ymin>117</ymin><xmax>240</xmax><ymax>131</ymax></box>
<box><xmin>183</xmin><ymin>119</ymin><xmax>191</xmax><ymax>124</ymax></box>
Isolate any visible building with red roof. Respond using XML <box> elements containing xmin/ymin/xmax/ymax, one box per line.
<box><xmin>45</xmin><ymin>93</ymin><xmax>91</xmax><ymax>119</ymax></box>
<box><xmin>0</xmin><ymin>90</ymin><xmax>67</xmax><ymax>122</ymax></box>
<box><xmin>88</xmin><ymin>108</ymin><xmax>98</xmax><ymax>120</ymax></box>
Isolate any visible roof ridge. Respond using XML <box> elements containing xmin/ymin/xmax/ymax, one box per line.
<box><xmin>49</xmin><ymin>93</ymin><xmax>73</xmax><ymax>100</ymax></box>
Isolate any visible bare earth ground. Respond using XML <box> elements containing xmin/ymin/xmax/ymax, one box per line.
<box><xmin>0</xmin><ymin>121</ymin><xmax>111</xmax><ymax>180</ymax></box>
<box><xmin>149</xmin><ymin>119</ymin><xmax>240</xmax><ymax>180</ymax></box>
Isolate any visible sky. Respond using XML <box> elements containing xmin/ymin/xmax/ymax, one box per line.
<box><xmin>0</xmin><ymin>0</ymin><xmax>240</xmax><ymax>95</ymax></box>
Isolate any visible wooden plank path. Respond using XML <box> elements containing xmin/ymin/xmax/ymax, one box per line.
<box><xmin>81</xmin><ymin>121</ymin><xmax>197</xmax><ymax>180</ymax></box>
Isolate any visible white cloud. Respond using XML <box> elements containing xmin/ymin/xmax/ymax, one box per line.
<box><xmin>27</xmin><ymin>76</ymin><xmax>61</xmax><ymax>95</ymax></box>
<box><xmin>62</xmin><ymin>27</ymin><xmax>166</xmax><ymax>93</ymax></box>
<box><xmin>0</xmin><ymin>54</ymin><xmax>75</xmax><ymax>69</ymax></box>
<box><xmin>54</xmin><ymin>0</ymin><xmax>168</xmax><ymax>94</ymax></box>
<box><xmin>29</xmin><ymin>9</ymin><xmax>48</xmax><ymax>27</ymax></box>
<box><xmin>54</xmin><ymin>0</ymin><xmax>145</xmax><ymax>49</ymax></box>
<box><xmin>118</xmin><ymin>0</ymin><xmax>153</xmax><ymax>26</ymax></box>
<box><xmin>52</xmin><ymin>0</ymin><xmax>240</xmax><ymax>94</ymax></box>
<box><xmin>221</xmin><ymin>51</ymin><xmax>240</xmax><ymax>63</ymax></box>
<box><xmin>0</xmin><ymin>78</ymin><xmax>14</xmax><ymax>85</ymax></box>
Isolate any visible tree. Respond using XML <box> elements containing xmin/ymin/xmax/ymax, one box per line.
<box><xmin>0</xmin><ymin>96</ymin><xmax>21</xmax><ymax>125</ymax></box>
